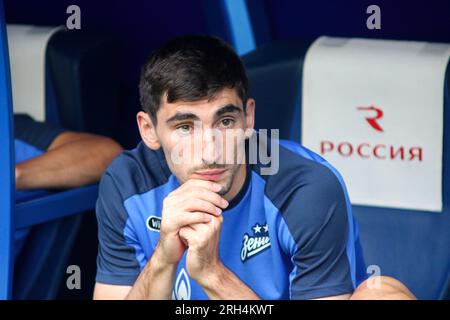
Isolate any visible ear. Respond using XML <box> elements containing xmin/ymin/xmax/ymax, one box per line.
<box><xmin>244</xmin><ymin>98</ymin><xmax>255</xmax><ymax>139</ymax></box>
<box><xmin>136</xmin><ymin>111</ymin><xmax>160</xmax><ymax>150</ymax></box>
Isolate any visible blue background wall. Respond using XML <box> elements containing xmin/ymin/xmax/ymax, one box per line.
<box><xmin>253</xmin><ymin>0</ymin><xmax>450</xmax><ymax>44</ymax></box>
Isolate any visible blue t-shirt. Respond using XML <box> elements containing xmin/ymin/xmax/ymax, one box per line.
<box><xmin>95</xmin><ymin>135</ymin><xmax>367</xmax><ymax>300</ymax></box>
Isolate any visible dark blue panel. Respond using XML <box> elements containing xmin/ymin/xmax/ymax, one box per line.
<box><xmin>264</xmin><ymin>0</ymin><xmax>450</xmax><ymax>43</ymax></box>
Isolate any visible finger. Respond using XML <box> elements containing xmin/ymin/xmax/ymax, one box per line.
<box><xmin>183</xmin><ymin>186</ymin><xmax>229</xmax><ymax>209</ymax></box>
<box><xmin>172</xmin><ymin>211</ymin><xmax>212</xmax><ymax>230</ymax></box>
<box><xmin>181</xmin><ymin>198</ymin><xmax>222</xmax><ymax>216</ymax></box>
<box><xmin>179</xmin><ymin>226</ymin><xmax>197</xmax><ymax>246</ymax></box>
<box><xmin>164</xmin><ymin>186</ymin><xmax>225</xmax><ymax>210</ymax></box>
<box><xmin>188</xmin><ymin>222</ymin><xmax>207</xmax><ymax>231</ymax></box>
<box><xmin>176</xmin><ymin>179</ymin><xmax>223</xmax><ymax>194</ymax></box>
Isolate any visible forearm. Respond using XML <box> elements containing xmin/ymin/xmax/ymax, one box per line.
<box><xmin>126</xmin><ymin>245</ymin><xmax>178</xmax><ymax>300</ymax></box>
<box><xmin>15</xmin><ymin>135</ymin><xmax>121</xmax><ymax>190</ymax></box>
<box><xmin>199</xmin><ymin>262</ymin><xmax>260</xmax><ymax>300</ymax></box>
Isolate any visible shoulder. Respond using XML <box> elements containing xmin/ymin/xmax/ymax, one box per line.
<box><xmin>257</xmin><ymin>138</ymin><xmax>348</xmax><ymax>212</ymax></box>
<box><xmin>101</xmin><ymin>141</ymin><xmax>172</xmax><ymax>201</ymax></box>
<box><xmin>255</xmin><ymin>138</ymin><xmax>351</xmax><ymax>253</ymax></box>
<box><xmin>96</xmin><ymin>142</ymin><xmax>172</xmax><ymax>238</ymax></box>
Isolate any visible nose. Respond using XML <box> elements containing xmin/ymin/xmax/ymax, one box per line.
<box><xmin>201</xmin><ymin>128</ymin><xmax>222</xmax><ymax>165</ymax></box>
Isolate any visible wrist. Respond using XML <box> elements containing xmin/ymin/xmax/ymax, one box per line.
<box><xmin>196</xmin><ymin>260</ymin><xmax>226</xmax><ymax>290</ymax></box>
<box><xmin>152</xmin><ymin>243</ymin><xmax>179</xmax><ymax>270</ymax></box>
<box><xmin>128</xmin><ymin>244</ymin><xmax>179</xmax><ymax>300</ymax></box>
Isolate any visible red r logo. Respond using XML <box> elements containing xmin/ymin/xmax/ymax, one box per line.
<box><xmin>357</xmin><ymin>106</ymin><xmax>384</xmax><ymax>132</ymax></box>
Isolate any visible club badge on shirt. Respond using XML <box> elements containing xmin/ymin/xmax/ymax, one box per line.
<box><xmin>241</xmin><ymin>222</ymin><xmax>271</xmax><ymax>262</ymax></box>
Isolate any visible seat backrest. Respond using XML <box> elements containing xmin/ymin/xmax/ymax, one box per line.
<box><xmin>10</xmin><ymin>29</ymin><xmax>121</xmax><ymax>299</ymax></box>
<box><xmin>243</xmin><ymin>40</ymin><xmax>450</xmax><ymax>299</ymax></box>
<box><xmin>45</xmin><ymin>30</ymin><xmax>121</xmax><ymax>136</ymax></box>
<box><xmin>243</xmin><ymin>40</ymin><xmax>311</xmax><ymax>141</ymax></box>
<box><xmin>351</xmin><ymin>64</ymin><xmax>450</xmax><ymax>300</ymax></box>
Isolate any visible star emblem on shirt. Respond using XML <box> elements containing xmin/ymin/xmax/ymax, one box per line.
<box><xmin>252</xmin><ymin>223</ymin><xmax>262</xmax><ymax>234</ymax></box>
<box><xmin>263</xmin><ymin>224</ymin><xmax>269</xmax><ymax>233</ymax></box>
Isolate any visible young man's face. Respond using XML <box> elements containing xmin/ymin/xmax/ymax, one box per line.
<box><xmin>138</xmin><ymin>88</ymin><xmax>255</xmax><ymax>199</ymax></box>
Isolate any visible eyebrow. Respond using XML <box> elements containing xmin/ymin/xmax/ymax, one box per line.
<box><xmin>214</xmin><ymin>104</ymin><xmax>242</xmax><ymax>120</ymax></box>
<box><xmin>166</xmin><ymin>104</ymin><xmax>242</xmax><ymax>125</ymax></box>
<box><xmin>166</xmin><ymin>112</ymin><xmax>200</xmax><ymax>124</ymax></box>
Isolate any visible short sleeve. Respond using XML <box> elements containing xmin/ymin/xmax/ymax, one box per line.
<box><xmin>14</xmin><ymin>113</ymin><xmax>65</xmax><ymax>151</ymax></box>
<box><xmin>280</xmin><ymin>168</ymin><xmax>355</xmax><ymax>299</ymax></box>
<box><xmin>95</xmin><ymin>172</ymin><xmax>142</xmax><ymax>286</ymax></box>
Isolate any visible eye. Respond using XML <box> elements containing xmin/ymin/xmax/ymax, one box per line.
<box><xmin>219</xmin><ymin>118</ymin><xmax>234</xmax><ymax>129</ymax></box>
<box><xmin>176</xmin><ymin>124</ymin><xmax>192</xmax><ymax>135</ymax></box>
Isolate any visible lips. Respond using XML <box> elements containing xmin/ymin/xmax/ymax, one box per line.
<box><xmin>192</xmin><ymin>169</ymin><xmax>227</xmax><ymax>181</ymax></box>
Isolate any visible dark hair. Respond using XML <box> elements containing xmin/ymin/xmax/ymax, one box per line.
<box><xmin>139</xmin><ymin>35</ymin><xmax>248</xmax><ymax>123</ymax></box>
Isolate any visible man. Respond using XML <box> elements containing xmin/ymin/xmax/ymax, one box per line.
<box><xmin>14</xmin><ymin>113</ymin><xmax>123</xmax><ymax>256</ymax></box>
<box><xmin>93</xmin><ymin>35</ymin><xmax>415</xmax><ymax>300</ymax></box>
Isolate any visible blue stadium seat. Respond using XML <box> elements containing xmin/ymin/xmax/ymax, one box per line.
<box><xmin>242</xmin><ymin>40</ymin><xmax>450</xmax><ymax>300</ymax></box>
<box><xmin>15</xmin><ymin>29</ymin><xmax>120</xmax><ymax>299</ymax></box>
<box><xmin>0</xmin><ymin>1</ymin><xmax>121</xmax><ymax>299</ymax></box>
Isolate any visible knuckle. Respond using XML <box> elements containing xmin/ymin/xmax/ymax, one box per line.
<box><xmin>198</xmin><ymin>188</ymin><xmax>208</xmax><ymax>198</ymax></box>
<box><xmin>189</xmin><ymin>186</ymin><xmax>200</xmax><ymax>197</ymax></box>
<box><xmin>179</xmin><ymin>198</ymin><xmax>191</xmax><ymax>210</ymax></box>
<box><xmin>163</xmin><ymin>193</ymin><xmax>174</xmax><ymax>206</ymax></box>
